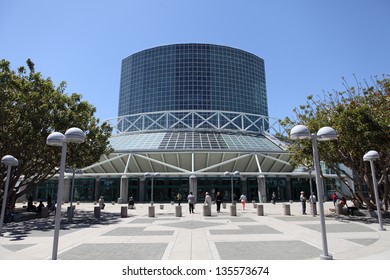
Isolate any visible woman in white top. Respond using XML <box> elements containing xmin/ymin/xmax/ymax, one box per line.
<box><xmin>204</xmin><ymin>192</ymin><xmax>212</xmax><ymax>207</ymax></box>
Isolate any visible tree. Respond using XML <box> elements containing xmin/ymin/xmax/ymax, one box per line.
<box><xmin>0</xmin><ymin>59</ymin><xmax>113</xmax><ymax>207</ymax></box>
<box><xmin>280</xmin><ymin>76</ymin><xmax>390</xmax><ymax>210</ymax></box>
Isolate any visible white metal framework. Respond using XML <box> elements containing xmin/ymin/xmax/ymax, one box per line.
<box><xmin>82</xmin><ymin>110</ymin><xmax>293</xmax><ymax>177</ymax></box>
<box><xmin>105</xmin><ymin>110</ymin><xmax>288</xmax><ymax>136</ymax></box>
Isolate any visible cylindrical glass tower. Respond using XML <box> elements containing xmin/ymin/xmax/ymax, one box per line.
<box><xmin>118</xmin><ymin>43</ymin><xmax>268</xmax><ymax>118</ymax></box>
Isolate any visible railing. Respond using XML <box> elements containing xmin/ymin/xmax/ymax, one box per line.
<box><xmin>104</xmin><ymin>110</ymin><xmax>288</xmax><ymax>136</ymax></box>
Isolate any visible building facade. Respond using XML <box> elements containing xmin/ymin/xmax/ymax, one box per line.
<box><xmin>33</xmin><ymin>44</ymin><xmax>332</xmax><ymax>204</ymax></box>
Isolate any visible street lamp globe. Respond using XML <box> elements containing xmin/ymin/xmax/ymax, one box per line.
<box><xmin>65</xmin><ymin>127</ymin><xmax>86</xmax><ymax>143</ymax></box>
<box><xmin>290</xmin><ymin>125</ymin><xmax>311</xmax><ymax>140</ymax></box>
<box><xmin>1</xmin><ymin>155</ymin><xmax>19</xmax><ymax>166</ymax></box>
<box><xmin>317</xmin><ymin>127</ymin><xmax>337</xmax><ymax>141</ymax></box>
<box><xmin>46</xmin><ymin>132</ymin><xmax>65</xmax><ymax>146</ymax></box>
<box><xmin>363</xmin><ymin>150</ymin><xmax>380</xmax><ymax>161</ymax></box>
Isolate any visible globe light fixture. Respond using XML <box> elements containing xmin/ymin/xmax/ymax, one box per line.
<box><xmin>363</xmin><ymin>150</ymin><xmax>386</xmax><ymax>231</ymax></box>
<box><xmin>290</xmin><ymin>124</ymin><xmax>337</xmax><ymax>260</ymax></box>
<box><xmin>0</xmin><ymin>155</ymin><xmax>19</xmax><ymax>236</ymax></box>
<box><xmin>46</xmin><ymin>127</ymin><xmax>85</xmax><ymax>260</ymax></box>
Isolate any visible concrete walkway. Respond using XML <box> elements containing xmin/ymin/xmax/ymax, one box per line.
<box><xmin>1</xmin><ymin>201</ymin><xmax>389</xmax><ymax>260</ymax></box>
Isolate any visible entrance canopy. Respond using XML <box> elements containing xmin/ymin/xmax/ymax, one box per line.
<box><xmin>82</xmin><ymin>110</ymin><xmax>294</xmax><ymax>178</ymax></box>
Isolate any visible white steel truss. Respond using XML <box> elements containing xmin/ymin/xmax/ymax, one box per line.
<box><xmin>105</xmin><ymin>110</ymin><xmax>288</xmax><ymax>136</ymax></box>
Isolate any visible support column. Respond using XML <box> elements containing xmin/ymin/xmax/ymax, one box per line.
<box><xmin>241</xmin><ymin>177</ymin><xmax>248</xmax><ymax>198</ymax></box>
<box><xmin>94</xmin><ymin>177</ymin><xmax>101</xmax><ymax>202</ymax></box>
<box><xmin>286</xmin><ymin>177</ymin><xmax>292</xmax><ymax>201</ymax></box>
<box><xmin>257</xmin><ymin>175</ymin><xmax>266</xmax><ymax>203</ymax></box>
<box><xmin>139</xmin><ymin>179</ymin><xmax>145</xmax><ymax>202</ymax></box>
<box><xmin>118</xmin><ymin>176</ymin><xmax>128</xmax><ymax>204</ymax></box>
<box><xmin>63</xmin><ymin>176</ymin><xmax>71</xmax><ymax>203</ymax></box>
<box><xmin>189</xmin><ymin>175</ymin><xmax>198</xmax><ymax>202</ymax></box>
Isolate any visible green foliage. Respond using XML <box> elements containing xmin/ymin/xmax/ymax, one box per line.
<box><xmin>0</xmin><ymin>59</ymin><xmax>113</xmax><ymax>204</ymax></box>
<box><xmin>281</xmin><ymin>76</ymin><xmax>390</xmax><ymax>209</ymax></box>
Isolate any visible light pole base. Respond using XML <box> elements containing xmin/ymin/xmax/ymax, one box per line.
<box><xmin>320</xmin><ymin>254</ymin><xmax>333</xmax><ymax>260</ymax></box>
<box><xmin>379</xmin><ymin>227</ymin><xmax>387</xmax><ymax>231</ymax></box>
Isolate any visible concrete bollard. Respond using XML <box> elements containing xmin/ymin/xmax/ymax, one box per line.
<box><xmin>222</xmin><ymin>203</ymin><xmax>226</xmax><ymax>209</ymax></box>
<box><xmin>335</xmin><ymin>203</ymin><xmax>344</xmax><ymax>215</ymax></box>
<box><xmin>175</xmin><ymin>205</ymin><xmax>182</xmax><ymax>217</ymax></box>
<box><xmin>160</xmin><ymin>205</ymin><xmax>164</xmax><ymax>210</ymax></box>
<box><xmin>203</xmin><ymin>205</ymin><xmax>211</xmax><ymax>216</ymax></box>
<box><xmin>283</xmin><ymin>203</ymin><xmax>291</xmax><ymax>215</ymax></box>
<box><xmin>253</xmin><ymin>203</ymin><xmax>258</xmax><ymax>208</ymax></box>
<box><xmin>41</xmin><ymin>207</ymin><xmax>49</xmax><ymax>218</ymax></box>
<box><xmin>310</xmin><ymin>203</ymin><xmax>317</xmax><ymax>216</ymax></box>
<box><xmin>121</xmin><ymin>206</ymin><xmax>128</xmax><ymax>218</ymax></box>
<box><xmin>257</xmin><ymin>204</ymin><xmax>264</xmax><ymax>216</ymax></box>
<box><xmin>67</xmin><ymin>206</ymin><xmax>74</xmax><ymax>219</ymax></box>
<box><xmin>148</xmin><ymin>206</ymin><xmax>155</xmax><ymax>217</ymax></box>
<box><xmin>230</xmin><ymin>204</ymin><xmax>237</xmax><ymax>216</ymax></box>
<box><xmin>94</xmin><ymin>206</ymin><xmax>101</xmax><ymax>218</ymax></box>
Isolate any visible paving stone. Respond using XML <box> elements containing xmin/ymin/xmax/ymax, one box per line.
<box><xmin>210</xmin><ymin>225</ymin><xmax>282</xmax><ymax>235</ymax></box>
<box><xmin>103</xmin><ymin>227</ymin><xmax>174</xmax><ymax>236</ymax></box>
<box><xmin>215</xmin><ymin>240</ymin><xmax>323</xmax><ymax>260</ymax></box>
<box><xmin>302</xmin><ymin>223</ymin><xmax>376</xmax><ymax>233</ymax></box>
<box><xmin>58</xmin><ymin>243</ymin><xmax>168</xmax><ymax>260</ymax></box>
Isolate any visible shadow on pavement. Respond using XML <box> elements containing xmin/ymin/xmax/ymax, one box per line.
<box><xmin>3</xmin><ymin>210</ymin><xmax>122</xmax><ymax>241</ymax></box>
<box><xmin>327</xmin><ymin>212</ymin><xmax>390</xmax><ymax>225</ymax></box>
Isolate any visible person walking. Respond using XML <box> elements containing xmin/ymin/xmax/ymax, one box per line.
<box><xmin>332</xmin><ymin>192</ymin><xmax>338</xmax><ymax>205</ymax></box>
<box><xmin>239</xmin><ymin>193</ymin><xmax>247</xmax><ymax>210</ymax></box>
<box><xmin>187</xmin><ymin>192</ymin><xmax>195</xmax><ymax>213</ymax></box>
<box><xmin>300</xmin><ymin>191</ymin><xmax>306</xmax><ymax>214</ymax></box>
<box><xmin>216</xmin><ymin>192</ymin><xmax>222</xmax><ymax>213</ymax></box>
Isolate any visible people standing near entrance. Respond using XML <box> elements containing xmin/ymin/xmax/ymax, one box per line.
<box><xmin>309</xmin><ymin>192</ymin><xmax>317</xmax><ymax>216</ymax></box>
<box><xmin>176</xmin><ymin>192</ymin><xmax>182</xmax><ymax>205</ymax></box>
<box><xmin>271</xmin><ymin>192</ymin><xmax>276</xmax><ymax>204</ymax></box>
<box><xmin>300</xmin><ymin>191</ymin><xmax>307</xmax><ymax>214</ymax></box>
<box><xmin>187</xmin><ymin>192</ymin><xmax>195</xmax><ymax>213</ymax></box>
<box><xmin>216</xmin><ymin>192</ymin><xmax>222</xmax><ymax>213</ymax></box>
<box><xmin>239</xmin><ymin>193</ymin><xmax>247</xmax><ymax>210</ymax></box>
<box><xmin>99</xmin><ymin>196</ymin><xmax>105</xmax><ymax>210</ymax></box>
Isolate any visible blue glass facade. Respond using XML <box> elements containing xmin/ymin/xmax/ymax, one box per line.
<box><xmin>118</xmin><ymin>43</ymin><xmax>268</xmax><ymax>117</ymax></box>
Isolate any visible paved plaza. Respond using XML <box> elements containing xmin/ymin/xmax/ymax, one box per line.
<box><xmin>1</xmin><ymin>201</ymin><xmax>389</xmax><ymax>260</ymax></box>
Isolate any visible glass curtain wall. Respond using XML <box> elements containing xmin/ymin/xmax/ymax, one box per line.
<box><xmin>144</xmin><ymin>178</ymin><xmax>189</xmax><ymax>202</ymax></box>
<box><xmin>197</xmin><ymin>177</ymin><xmax>241</xmax><ymax>203</ymax></box>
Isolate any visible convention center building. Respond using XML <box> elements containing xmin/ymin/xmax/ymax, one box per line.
<box><xmin>33</xmin><ymin>43</ymin><xmax>336</xmax><ymax>204</ymax></box>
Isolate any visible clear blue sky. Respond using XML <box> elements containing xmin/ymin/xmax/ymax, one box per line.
<box><xmin>1</xmin><ymin>0</ymin><xmax>389</xmax><ymax>122</ymax></box>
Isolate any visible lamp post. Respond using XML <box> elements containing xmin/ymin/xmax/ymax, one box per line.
<box><xmin>224</xmin><ymin>171</ymin><xmax>240</xmax><ymax>203</ymax></box>
<box><xmin>0</xmin><ymin>155</ymin><xmax>19</xmax><ymax>236</ymax></box>
<box><xmin>65</xmin><ymin>167</ymin><xmax>83</xmax><ymax>219</ymax></box>
<box><xmin>144</xmin><ymin>172</ymin><xmax>160</xmax><ymax>205</ymax></box>
<box><xmin>363</xmin><ymin>150</ymin><xmax>386</xmax><ymax>231</ymax></box>
<box><xmin>46</xmin><ymin>127</ymin><xmax>85</xmax><ymax>260</ymax></box>
<box><xmin>290</xmin><ymin>125</ymin><xmax>336</xmax><ymax>260</ymax></box>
